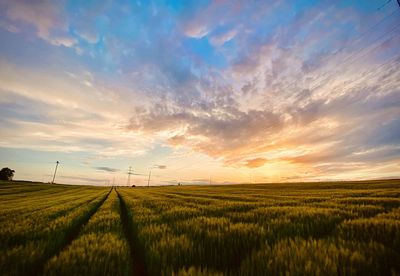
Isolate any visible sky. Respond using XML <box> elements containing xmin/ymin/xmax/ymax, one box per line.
<box><xmin>0</xmin><ymin>0</ymin><xmax>399</xmax><ymax>186</ymax></box>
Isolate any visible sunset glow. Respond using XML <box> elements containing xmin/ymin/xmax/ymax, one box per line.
<box><xmin>0</xmin><ymin>0</ymin><xmax>399</xmax><ymax>185</ymax></box>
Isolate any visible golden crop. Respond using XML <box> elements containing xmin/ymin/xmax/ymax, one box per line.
<box><xmin>1</xmin><ymin>179</ymin><xmax>399</xmax><ymax>275</ymax></box>
<box><xmin>117</xmin><ymin>180</ymin><xmax>400</xmax><ymax>275</ymax></box>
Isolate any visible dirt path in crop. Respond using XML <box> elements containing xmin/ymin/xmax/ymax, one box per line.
<box><xmin>117</xmin><ymin>191</ymin><xmax>148</xmax><ymax>276</ymax></box>
<box><xmin>33</xmin><ymin>188</ymin><xmax>112</xmax><ymax>276</ymax></box>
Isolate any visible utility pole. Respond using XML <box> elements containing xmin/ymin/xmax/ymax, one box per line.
<box><xmin>147</xmin><ymin>165</ymin><xmax>165</xmax><ymax>187</ymax></box>
<box><xmin>147</xmin><ymin>168</ymin><xmax>152</xmax><ymax>187</ymax></box>
<box><xmin>52</xmin><ymin>161</ymin><xmax>59</xmax><ymax>184</ymax></box>
<box><xmin>127</xmin><ymin>166</ymin><xmax>132</xmax><ymax>186</ymax></box>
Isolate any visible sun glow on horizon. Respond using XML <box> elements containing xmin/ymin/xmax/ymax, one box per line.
<box><xmin>0</xmin><ymin>0</ymin><xmax>399</xmax><ymax>185</ymax></box>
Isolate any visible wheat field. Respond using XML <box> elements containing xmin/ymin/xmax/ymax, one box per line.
<box><xmin>1</xmin><ymin>180</ymin><xmax>399</xmax><ymax>275</ymax></box>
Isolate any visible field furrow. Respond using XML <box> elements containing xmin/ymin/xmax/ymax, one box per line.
<box><xmin>117</xmin><ymin>190</ymin><xmax>147</xmax><ymax>276</ymax></box>
<box><xmin>43</xmin><ymin>189</ymin><xmax>130</xmax><ymax>276</ymax></box>
<box><xmin>0</xmin><ymin>184</ymin><xmax>110</xmax><ymax>276</ymax></box>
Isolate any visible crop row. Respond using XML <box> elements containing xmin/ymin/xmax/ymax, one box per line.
<box><xmin>44</xmin><ymin>189</ymin><xmax>131</xmax><ymax>276</ymax></box>
<box><xmin>1</xmin><ymin>180</ymin><xmax>399</xmax><ymax>275</ymax></box>
<box><xmin>0</xmin><ymin>183</ymin><xmax>109</xmax><ymax>275</ymax></box>
<box><xmin>118</xmin><ymin>181</ymin><xmax>400</xmax><ymax>275</ymax></box>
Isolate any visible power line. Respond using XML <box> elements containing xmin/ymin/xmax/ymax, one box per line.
<box><xmin>377</xmin><ymin>0</ymin><xmax>392</xmax><ymax>11</ymax></box>
<box><xmin>323</xmin><ymin>53</ymin><xmax>400</xmax><ymax>100</ymax></box>
<box><xmin>378</xmin><ymin>0</ymin><xmax>400</xmax><ymax>10</ymax></box>
<box><xmin>309</xmin><ymin>25</ymin><xmax>400</xmax><ymax>91</ymax></box>
<box><xmin>278</xmin><ymin>7</ymin><xmax>399</xmax><ymax>94</ymax></box>
<box><xmin>330</xmin><ymin>8</ymin><xmax>398</xmax><ymax>58</ymax></box>
<box><xmin>306</xmin><ymin>23</ymin><xmax>400</xmax><ymax>94</ymax></box>
<box><xmin>336</xmin><ymin>23</ymin><xmax>399</xmax><ymax>67</ymax></box>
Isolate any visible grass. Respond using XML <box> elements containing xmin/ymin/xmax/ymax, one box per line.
<box><xmin>0</xmin><ymin>179</ymin><xmax>399</xmax><ymax>275</ymax></box>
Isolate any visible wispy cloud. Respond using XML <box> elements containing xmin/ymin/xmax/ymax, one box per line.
<box><xmin>94</xmin><ymin>166</ymin><xmax>120</xmax><ymax>173</ymax></box>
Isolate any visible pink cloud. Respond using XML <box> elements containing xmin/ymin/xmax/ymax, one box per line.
<box><xmin>0</xmin><ymin>0</ymin><xmax>76</xmax><ymax>47</ymax></box>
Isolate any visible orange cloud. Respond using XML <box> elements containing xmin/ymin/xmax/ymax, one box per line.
<box><xmin>245</xmin><ymin>158</ymin><xmax>267</xmax><ymax>168</ymax></box>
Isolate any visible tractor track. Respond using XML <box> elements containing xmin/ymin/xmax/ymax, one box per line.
<box><xmin>33</xmin><ymin>188</ymin><xmax>112</xmax><ymax>276</ymax></box>
<box><xmin>117</xmin><ymin>190</ymin><xmax>148</xmax><ymax>276</ymax></box>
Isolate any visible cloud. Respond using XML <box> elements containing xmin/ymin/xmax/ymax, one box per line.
<box><xmin>184</xmin><ymin>24</ymin><xmax>210</xmax><ymax>39</ymax></box>
<box><xmin>167</xmin><ymin>135</ymin><xmax>186</xmax><ymax>146</ymax></box>
<box><xmin>209</xmin><ymin>29</ymin><xmax>237</xmax><ymax>47</ymax></box>
<box><xmin>94</xmin><ymin>166</ymin><xmax>120</xmax><ymax>172</ymax></box>
<box><xmin>0</xmin><ymin>0</ymin><xmax>399</xmax><ymax>182</ymax></box>
<box><xmin>48</xmin><ymin>35</ymin><xmax>77</xmax><ymax>47</ymax></box>
<box><xmin>127</xmin><ymin>21</ymin><xmax>400</xmax><ymax>173</ymax></box>
<box><xmin>0</xmin><ymin>0</ymin><xmax>77</xmax><ymax>47</ymax></box>
<box><xmin>2</xmin><ymin>0</ymin><xmax>64</xmax><ymax>37</ymax></box>
<box><xmin>0</xmin><ymin>59</ymin><xmax>151</xmax><ymax>157</ymax></box>
<box><xmin>131</xmin><ymin>172</ymin><xmax>147</xmax><ymax>176</ymax></box>
<box><xmin>75</xmin><ymin>29</ymin><xmax>98</xmax><ymax>44</ymax></box>
<box><xmin>0</xmin><ymin>20</ymin><xmax>19</xmax><ymax>33</ymax></box>
<box><xmin>128</xmin><ymin>103</ymin><xmax>285</xmax><ymax>161</ymax></box>
<box><xmin>245</xmin><ymin>158</ymin><xmax>268</xmax><ymax>168</ymax></box>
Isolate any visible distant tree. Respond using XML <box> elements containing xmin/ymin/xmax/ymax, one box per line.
<box><xmin>0</xmin><ymin>167</ymin><xmax>15</xmax><ymax>181</ymax></box>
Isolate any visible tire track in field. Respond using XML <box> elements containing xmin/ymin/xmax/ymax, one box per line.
<box><xmin>117</xmin><ymin>190</ymin><xmax>148</xmax><ymax>276</ymax></box>
<box><xmin>33</xmin><ymin>188</ymin><xmax>112</xmax><ymax>276</ymax></box>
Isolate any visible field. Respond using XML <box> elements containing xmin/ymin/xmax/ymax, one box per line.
<box><xmin>0</xmin><ymin>180</ymin><xmax>399</xmax><ymax>275</ymax></box>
